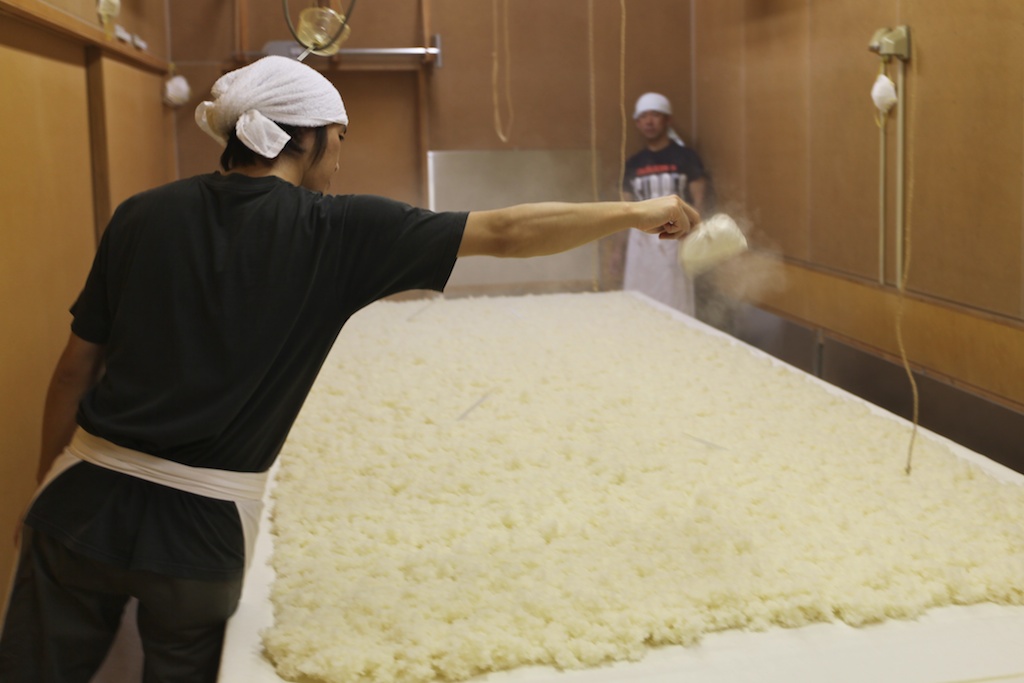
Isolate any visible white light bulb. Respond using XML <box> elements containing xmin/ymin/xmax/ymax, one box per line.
<box><xmin>871</xmin><ymin>74</ymin><xmax>898</xmax><ymax>114</ymax></box>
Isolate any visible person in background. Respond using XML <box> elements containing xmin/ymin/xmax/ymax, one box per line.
<box><xmin>621</xmin><ymin>92</ymin><xmax>710</xmax><ymax>315</ymax></box>
<box><xmin>0</xmin><ymin>56</ymin><xmax>699</xmax><ymax>682</ymax></box>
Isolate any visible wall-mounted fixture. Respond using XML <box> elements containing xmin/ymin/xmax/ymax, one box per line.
<box><xmin>869</xmin><ymin>26</ymin><xmax>911</xmax><ymax>62</ymax></box>
<box><xmin>870</xmin><ymin>26</ymin><xmax>918</xmax><ymax>474</ymax></box>
<box><xmin>163</xmin><ymin>73</ymin><xmax>191</xmax><ymax>107</ymax></box>
<box><xmin>869</xmin><ymin>25</ymin><xmax>911</xmax><ymax>285</ymax></box>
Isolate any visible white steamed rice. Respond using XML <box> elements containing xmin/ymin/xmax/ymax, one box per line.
<box><xmin>262</xmin><ymin>292</ymin><xmax>1024</xmax><ymax>683</ymax></box>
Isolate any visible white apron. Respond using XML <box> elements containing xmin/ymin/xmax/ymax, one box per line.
<box><xmin>38</xmin><ymin>428</ymin><xmax>269</xmax><ymax>569</ymax></box>
<box><xmin>623</xmin><ymin>229</ymin><xmax>694</xmax><ymax>314</ymax></box>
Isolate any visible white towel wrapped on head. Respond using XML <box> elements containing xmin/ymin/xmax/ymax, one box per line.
<box><xmin>195</xmin><ymin>55</ymin><xmax>348</xmax><ymax>159</ymax></box>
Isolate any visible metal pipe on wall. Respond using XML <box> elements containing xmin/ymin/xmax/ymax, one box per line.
<box><xmin>879</xmin><ymin>115</ymin><xmax>887</xmax><ymax>284</ymax></box>
<box><xmin>895</xmin><ymin>56</ymin><xmax>907</xmax><ymax>284</ymax></box>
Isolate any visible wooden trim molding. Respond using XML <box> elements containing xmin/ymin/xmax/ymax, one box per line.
<box><xmin>235</xmin><ymin>0</ymin><xmax>249</xmax><ymax>60</ymax></box>
<box><xmin>86</xmin><ymin>48</ymin><xmax>111</xmax><ymax>243</ymax></box>
<box><xmin>717</xmin><ymin>257</ymin><xmax>1024</xmax><ymax>411</ymax></box>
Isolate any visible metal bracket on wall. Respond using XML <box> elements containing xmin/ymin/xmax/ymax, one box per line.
<box><xmin>812</xmin><ymin>329</ymin><xmax>825</xmax><ymax>378</ymax></box>
<box><xmin>872</xmin><ymin>25</ymin><xmax>911</xmax><ymax>62</ymax></box>
<box><xmin>341</xmin><ymin>33</ymin><xmax>442</xmax><ymax>67</ymax></box>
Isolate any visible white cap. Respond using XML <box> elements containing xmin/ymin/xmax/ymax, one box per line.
<box><xmin>632</xmin><ymin>92</ymin><xmax>685</xmax><ymax>146</ymax></box>
<box><xmin>633</xmin><ymin>92</ymin><xmax>673</xmax><ymax>119</ymax></box>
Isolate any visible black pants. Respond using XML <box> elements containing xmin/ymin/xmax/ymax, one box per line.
<box><xmin>0</xmin><ymin>528</ymin><xmax>243</xmax><ymax>683</ymax></box>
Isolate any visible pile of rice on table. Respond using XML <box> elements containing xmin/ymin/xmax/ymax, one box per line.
<box><xmin>263</xmin><ymin>292</ymin><xmax>1024</xmax><ymax>683</ymax></box>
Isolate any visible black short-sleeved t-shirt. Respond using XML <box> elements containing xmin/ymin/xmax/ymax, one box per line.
<box><xmin>26</xmin><ymin>173</ymin><xmax>467</xmax><ymax>579</ymax></box>
<box><xmin>622</xmin><ymin>142</ymin><xmax>706</xmax><ymax>202</ymax></box>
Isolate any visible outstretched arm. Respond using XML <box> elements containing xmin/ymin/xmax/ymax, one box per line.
<box><xmin>38</xmin><ymin>332</ymin><xmax>104</xmax><ymax>482</ymax></box>
<box><xmin>458</xmin><ymin>195</ymin><xmax>700</xmax><ymax>258</ymax></box>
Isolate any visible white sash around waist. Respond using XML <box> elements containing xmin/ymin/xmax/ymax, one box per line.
<box><xmin>66</xmin><ymin>429</ymin><xmax>268</xmax><ymax>502</ymax></box>
<box><xmin>37</xmin><ymin>429</ymin><xmax>269</xmax><ymax>570</ymax></box>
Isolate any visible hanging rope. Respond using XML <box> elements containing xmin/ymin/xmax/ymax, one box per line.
<box><xmin>895</xmin><ymin>254</ymin><xmax>920</xmax><ymax>476</ymax></box>
<box><xmin>491</xmin><ymin>0</ymin><xmax>513</xmax><ymax>143</ymax></box>
<box><xmin>895</xmin><ymin>57</ymin><xmax>919</xmax><ymax>476</ymax></box>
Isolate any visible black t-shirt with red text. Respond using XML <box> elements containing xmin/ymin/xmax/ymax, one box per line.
<box><xmin>622</xmin><ymin>142</ymin><xmax>706</xmax><ymax>202</ymax></box>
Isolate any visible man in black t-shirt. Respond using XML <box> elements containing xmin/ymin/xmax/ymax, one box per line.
<box><xmin>621</xmin><ymin>92</ymin><xmax>708</xmax><ymax>209</ymax></box>
<box><xmin>0</xmin><ymin>58</ymin><xmax>700</xmax><ymax>682</ymax></box>
<box><xmin>620</xmin><ymin>92</ymin><xmax>710</xmax><ymax>315</ymax></box>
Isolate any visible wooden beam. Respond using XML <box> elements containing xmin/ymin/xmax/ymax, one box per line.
<box><xmin>0</xmin><ymin>0</ymin><xmax>168</xmax><ymax>73</ymax></box>
<box><xmin>420</xmin><ymin>0</ymin><xmax>436</xmax><ymax>67</ymax></box>
<box><xmin>235</xmin><ymin>0</ymin><xmax>250</xmax><ymax>59</ymax></box>
<box><xmin>86</xmin><ymin>48</ymin><xmax>111</xmax><ymax>243</ymax></box>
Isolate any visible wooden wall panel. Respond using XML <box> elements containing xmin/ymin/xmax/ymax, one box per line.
<box><xmin>743</xmin><ymin>0</ymin><xmax>810</xmax><ymax>258</ymax></box>
<box><xmin>900</xmin><ymin>0</ymin><xmax>1023</xmax><ymax>316</ymax></box>
<box><xmin>173</xmin><ymin>0</ymin><xmax>696</xmax><ymax>204</ymax></box>
<box><xmin>502</xmin><ymin>1</ymin><xmax>596</xmax><ymax>150</ymax></box>
<box><xmin>694</xmin><ymin>0</ymin><xmax>1024</xmax><ymax>420</ymax></box>
<box><xmin>114</xmin><ymin>0</ymin><xmax>169</xmax><ymax>58</ymax></box>
<box><xmin>165</xmin><ymin>0</ymin><xmax>230</xmax><ymax>186</ymax></box>
<box><xmin>807</xmin><ymin>0</ymin><xmax>893</xmax><ymax>280</ymax></box>
<box><xmin>587</xmin><ymin>0</ymin><xmax>636</xmax><ymax>199</ymax></box>
<box><xmin>722</xmin><ymin>260</ymin><xmax>1024</xmax><ymax>411</ymax></box>
<box><xmin>428</xmin><ymin>0</ymin><xmax>692</xmax><ymax>199</ymax></box>
<box><xmin>327</xmin><ymin>71</ymin><xmax>423</xmax><ymax>205</ymax></box>
<box><xmin>91</xmin><ymin>54</ymin><xmax>177</xmax><ymax>231</ymax></box>
<box><xmin>169</xmin><ymin>0</ymin><xmax>234</xmax><ymax>60</ymax></box>
<box><xmin>427</xmin><ymin>2</ymin><xmax>500</xmax><ymax>150</ymax></box>
<box><xmin>174</xmin><ymin>63</ymin><xmax>230</xmax><ymax>179</ymax></box>
<box><xmin>0</xmin><ymin>19</ymin><xmax>95</xmax><ymax>595</ymax></box>
<box><xmin>693</xmin><ymin>0</ymin><xmax>746</xmax><ymax>212</ymax></box>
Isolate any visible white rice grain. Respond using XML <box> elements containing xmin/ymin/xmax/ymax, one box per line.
<box><xmin>263</xmin><ymin>292</ymin><xmax>1024</xmax><ymax>683</ymax></box>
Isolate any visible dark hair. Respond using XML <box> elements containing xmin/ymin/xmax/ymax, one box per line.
<box><xmin>219</xmin><ymin>124</ymin><xmax>329</xmax><ymax>172</ymax></box>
